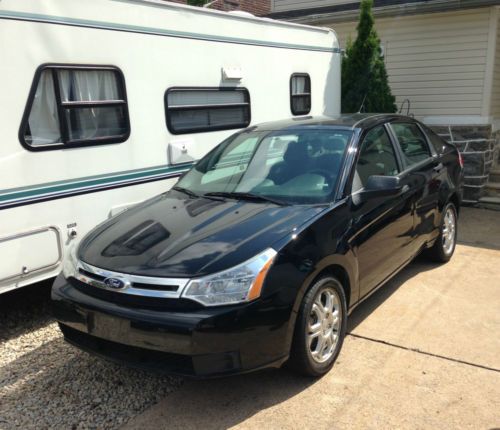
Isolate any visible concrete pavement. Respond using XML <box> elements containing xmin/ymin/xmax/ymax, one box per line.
<box><xmin>123</xmin><ymin>207</ymin><xmax>500</xmax><ymax>430</ymax></box>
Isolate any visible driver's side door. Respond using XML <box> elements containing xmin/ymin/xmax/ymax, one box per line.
<box><xmin>349</xmin><ymin>125</ymin><xmax>415</xmax><ymax>299</ymax></box>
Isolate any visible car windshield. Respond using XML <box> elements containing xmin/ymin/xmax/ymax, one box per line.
<box><xmin>176</xmin><ymin>128</ymin><xmax>353</xmax><ymax>205</ymax></box>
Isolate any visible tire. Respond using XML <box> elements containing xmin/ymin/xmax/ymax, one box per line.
<box><xmin>288</xmin><ymin>276</ymin><xmax>347</xmax><ymax>377</ymax></box>
<box><xmin>426</xmin><ymin>202</ymin><xmax>458</xmax><ymax>263</ymax></box>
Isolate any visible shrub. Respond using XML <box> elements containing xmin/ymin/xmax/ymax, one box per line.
<box><xmin>341</xmin><ymin>0</ymin><xmax>397</xmax><ymax>113</ymax></box>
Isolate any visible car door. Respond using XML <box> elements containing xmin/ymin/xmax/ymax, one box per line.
<box><xmin>349</xmin><ymin>124</ymin><xmax>415</xmax><ymax>299</ymax></box>
<box><xmin>388</xmin><ymin>121</ymin><xmax>443</xmax><ymax>254</ymax></box>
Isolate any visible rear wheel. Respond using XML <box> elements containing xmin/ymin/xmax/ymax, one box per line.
<box><xmin>288</xmin><ymin>276</ymin><xmax>347</xmax><ymax>377</ymax></box>
<box><xmin>426</xmin><ymin>202</ymin><xmax>458</xmax><ymax>263</ymax></box>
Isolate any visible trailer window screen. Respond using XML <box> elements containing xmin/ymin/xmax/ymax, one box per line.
<box><xmin>290</xmin><ymin>74</ymin><xmax>311</xmax><ymax>115</ymax></box>
<box><xmin>165</xmin><ymin>88</ymin><xmax>250</xmax><ymax>134</ymax></box>
<box><xmin>21</xmin><ymin>65</ymin><xmax>129</xmax><ymax>150</ymax></box>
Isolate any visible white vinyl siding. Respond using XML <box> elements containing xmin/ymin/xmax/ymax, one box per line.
<box><xmin>490</xmin><ymin>13</ymin><xmax>500</xmax><ymax>118</ymax></box>
<box><xmin>331</xmin><ymin>8</ymin><xmax>492</xmax><ymax>118</ymax></box>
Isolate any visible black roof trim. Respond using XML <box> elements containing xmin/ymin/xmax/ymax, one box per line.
<box><xmin>246</xmin><ymin>114</ymin><xmax>414</xmax><ymax>131</ymax></box>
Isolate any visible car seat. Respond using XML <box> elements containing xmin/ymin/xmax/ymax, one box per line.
<box><xmin>268</xmin><ymin>139</ymin><xmax>309</xmax><ymax>185</ymax></box>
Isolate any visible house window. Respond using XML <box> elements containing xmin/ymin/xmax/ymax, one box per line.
<box><xmin>165</xmin><ymin>88</ymin><xmax>251</xmax><ymax>134</ymax></box>
<box><xmin>20</xmin><ymin>65</ymin><xmax>130</xmax><ymax>151</ymax></box>
<box><xmin>290</xmin><ymin>74</ymin><xmax>311</xmax><ymax>115</ymax></box>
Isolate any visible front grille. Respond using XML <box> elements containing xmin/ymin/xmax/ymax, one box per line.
<box><xmin>79</xmin><ymin>268</ymin><xmax>106</xmax><ymax>282</ymax></box>
<box><xmin>69</xmin><ymin>277</ymin><xmax>203</xmax><ymax>311</ymax></box>
<box><xmin>130</xmin><ymin>282</ymin><xmax>178</xmax><ymax>292</ymax></box>
<box><xmin>77</xmin><ymin>268</ymin><xmax>179</xmax><ymax>292</ymax></box>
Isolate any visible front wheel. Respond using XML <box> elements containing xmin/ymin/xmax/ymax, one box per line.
<box><xmin>426</xmin><ymin>202</ymin><xmax>458</xmax><ymax>263</ymax></box>
<box><xmin>288</xmin><ymin>276</ymin><xmax>347</xmax><ymax>377</ymax></box>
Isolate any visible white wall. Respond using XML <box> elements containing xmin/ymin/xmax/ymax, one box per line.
<box><xmin>329</xmin><ymin>8</ymin><xmax>493</xmax><ymax>119</ymax></box>
<box><xmin>490</xmin><ymin>11</ymin><xmax>500</xmax><ymax>119</ymax></box>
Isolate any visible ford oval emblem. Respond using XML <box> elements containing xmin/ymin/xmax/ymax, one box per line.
<box><xmin>103</xmin><ymin>277</ymin><xmax>126</xmax><ymax>289</ymax></box>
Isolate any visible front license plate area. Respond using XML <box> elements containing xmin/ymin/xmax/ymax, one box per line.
<box><xmin>88</xmin><ymin>312</ymin><xmax>131</xmax><ymax>344</ymax></box>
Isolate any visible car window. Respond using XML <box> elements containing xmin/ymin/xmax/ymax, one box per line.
<box><xmin>391</xmin><ymin>123</ymin><xmax>431</xmax><ymax>166</ymax></box>
<box><xmin>352</xmin><ymin>126</ymin><xmax>399</xmax><ymax>193</ymax></box>
<box><xmin>421</xmin><ymin>125</ymin><xmax>447</xmax><ymax>154</ymax></box>
<box><xmin>177</xmin><ymin>128</ymin><xmax>353</xmax><ymax>204</ymax></box>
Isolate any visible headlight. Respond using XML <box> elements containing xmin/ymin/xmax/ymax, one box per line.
<box><xmin>182</xmin><ymin>248</ymin><xmax>277</xmax><ymax>306</ymax></box>
<box><xmin>62</xmin><ymin>243</ymin><xmax>78</xmax><ymax>278</ymax></box>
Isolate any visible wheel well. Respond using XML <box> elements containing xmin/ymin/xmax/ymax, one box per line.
<box><xmin>312</xmin><ymin>265</ymin><xmax>351</xmax><ymax>308</ymax></box>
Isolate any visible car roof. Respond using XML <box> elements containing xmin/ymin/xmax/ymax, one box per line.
<box><xmin>248</xmin><ymin>114</ymin><xmax>416</xmax><ymax>132</ymax></box>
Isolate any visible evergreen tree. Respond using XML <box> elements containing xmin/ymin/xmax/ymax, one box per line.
<box><xmin>341</xmin><ymin>0</ymin><xmax>397</xmax><ymax>113</ymax></box>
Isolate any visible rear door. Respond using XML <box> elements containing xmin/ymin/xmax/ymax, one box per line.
<box><xmin>349</xmin><ymin>124</ymin><xmax>414</xmax><ymax>298</ymax></box>
<box><xmin>388</xmin><ymin>121</ymin><xmax>443</xmax><ymax>253</ymax></box>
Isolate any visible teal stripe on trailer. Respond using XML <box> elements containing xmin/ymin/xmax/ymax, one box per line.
<box><xmin>0</xmin><ymin>10</ymin><xmax>340</xmax><ymax>53</ymax></box>
<box><xmin>0</xmin><ymin>163</ymin><xmax>193</xmax><ymax>207</ymax></box>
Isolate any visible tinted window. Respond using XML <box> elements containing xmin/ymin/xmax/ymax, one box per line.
<box><xmin>391</xmin><ymin>123</ymin><xmax>431</xmax><ymax>166</ymax></box>
<box><xmin>165</xmin><ymin>88</ymin><xmax>250</xmax><ymax>134</ymax></box>
<box><xmin>21</xmin><ymin>66</ymin><xmax>129</xmax><ymax>150</ymax></box>
<box><xmin>177</xmin><ymin>128</ymin><xmax>352</xmax><ymax>204</ymax></box>
<box><xmin>422</xmin><ymin>125</ymin><xmax>447</xmax><ymax>154</ymax></box>
<box><xmin>290</xmin><ymin>74</ymin><xmax>311</xmax><ymax>115</ymax></box>
<box><xmin>353</xmin><ymin>126</ymin><xmax>399</xmax><ymax>193</ymax></box>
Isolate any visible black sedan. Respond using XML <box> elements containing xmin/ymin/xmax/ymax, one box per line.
<box><xmin>52</xmin><ymin>114</ymin><xmax>463</xmax><ymax>377</ymax></box>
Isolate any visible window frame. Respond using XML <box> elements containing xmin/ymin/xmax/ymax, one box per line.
<box><xmin>164</xmin><ymin>86</ymin><xmax>251</xmax><ymax>135</ymax></box>
<box><xmin>290</xmin><ymin>73</ymin><xmax>311</xmax><ymax>116</ymax></box>
<box><xmin>387</xmin><ymin>121</ymin><xmax>435</xmax><ymax>170</ymax></box>
<box><xmin>19</xmin><ymin>63</ymin><xmax>130</xmax><ymax>152</ymax></box>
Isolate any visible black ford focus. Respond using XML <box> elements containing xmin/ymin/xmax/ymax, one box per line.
<box><xmin>52</xmin><ymin>114</ymin><xmax>463</xmax><ymax>377</ymax></box>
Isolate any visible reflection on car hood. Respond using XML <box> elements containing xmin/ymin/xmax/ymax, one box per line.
<box><xmin>78</xmin><ymin>190</ymin><xmax>326</xmax><ymax>277</ymax></box>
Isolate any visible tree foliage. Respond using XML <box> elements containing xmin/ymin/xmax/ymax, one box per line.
<box><xmin>341</xmin><ymin>0</ymin><xmax>397</xmax><ymax>113</ymax></box>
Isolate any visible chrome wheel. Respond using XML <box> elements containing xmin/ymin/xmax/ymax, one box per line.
<box><xmin>307</xmin><ymin>287</ymin><xmax>342</xmax><ymax>364</ymax></box>
<box><xmin>442</xmin><ymin>206</ymin><xmax>456</xmax><ymax>255</ymax></box>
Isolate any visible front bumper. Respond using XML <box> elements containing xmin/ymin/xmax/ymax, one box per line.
<box><xmin>51</xmin><ymin>274</ymin><xmax>292</xmax><ymax>377</ymax></box>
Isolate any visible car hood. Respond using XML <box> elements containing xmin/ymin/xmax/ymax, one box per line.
<box><xmin>78</xmin><ymin>190</ymin><xmax>326</xmax><ymax>277</ymax></box>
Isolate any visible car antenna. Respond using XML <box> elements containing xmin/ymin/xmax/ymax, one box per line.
<box><xmin>358</xmin><ymin>94</ymin><xmax>367</xmax><ymax>113</ymax></box>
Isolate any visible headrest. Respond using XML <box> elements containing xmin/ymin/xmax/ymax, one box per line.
<box><xmin>283</xmin><ymin>140</ymin><xmax>308</xmax><ymax>164</ymax></box>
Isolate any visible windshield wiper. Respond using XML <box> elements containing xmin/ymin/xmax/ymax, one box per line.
<box><xmin>172</xmin><ymin>186</ymin><xmax>199</xmax><ymax>198</ymax></box>
<box><xmin>203</xmin><ymin>191</ymin><xmax>288</xmax><ymax>206</ymax></box>
<box><xmin>173</xmin><ymin>186</ymin><xmax>225</xmax><ymax>201</ymax></box>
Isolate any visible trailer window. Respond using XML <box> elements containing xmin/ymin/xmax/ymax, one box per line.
<box><xmin>290</xmin><ymin>74</ymin><xmax>311</xmax><ymax>115</ymax></box>
<box><xmin>20</xmin><ymin>65</ymin><xmax>129</xmax><ymax>150</ymax></box>
<box><xmin>165</xmin><ymin>88</ymin><xmax>250</xmax><ymax>134</ymax></box>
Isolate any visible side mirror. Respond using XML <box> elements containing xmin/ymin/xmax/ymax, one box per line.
<box><xmin>360</xmin><ymin>175</ymin><xmax>402</xmax><ymax>200</ymax></box>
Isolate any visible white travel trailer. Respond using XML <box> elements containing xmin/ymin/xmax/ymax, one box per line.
<box><xmin>0</xmin><ymin>0</ymin><xmax>341</xmax><ymax>294</ymax></box>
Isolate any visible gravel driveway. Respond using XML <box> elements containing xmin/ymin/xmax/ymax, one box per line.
<box><xmin>0</xmin><ymin>282</ymin><xmax>182</xmax><ymax>429</ymax></box>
